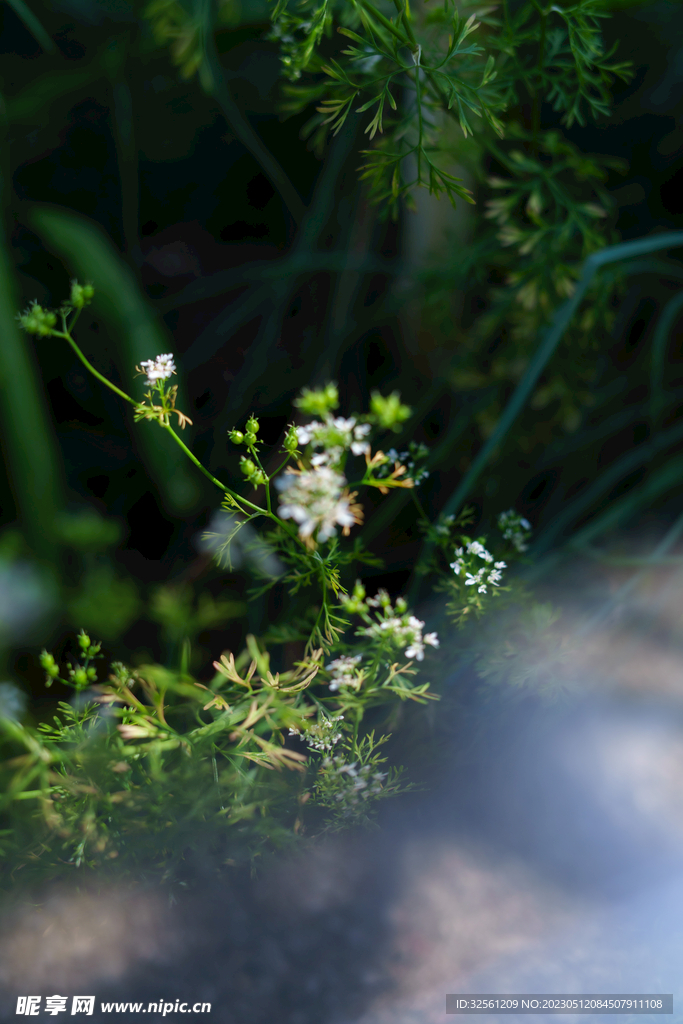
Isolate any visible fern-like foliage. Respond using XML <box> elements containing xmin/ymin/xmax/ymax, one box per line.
<box><xmin>267</xmin><ymin>0</ymin><xmax>631</xmax><ymax>214</ymax></box>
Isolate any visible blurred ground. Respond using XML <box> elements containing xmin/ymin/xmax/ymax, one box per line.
<box><xmin>3</xmin><ymin>538</ymin><xmax>683</xmax><ymax>1023</ymax></box>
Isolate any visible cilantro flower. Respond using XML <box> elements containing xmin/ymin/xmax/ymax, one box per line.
<box><xmin>289</xmin><ymin>714</ymin><xmax>345</xmax><ymax>751</ymax></box>
<box><xmin>296</xmin><ymin>416</ymin><xmax>371</xmax><ymax>464</ymax></box>
<box><xmin>356</xmin><ymin>592</ymin><xmax>439</xmax><ymax>661</ymax></box>
<box><xmin>327</xmin><ymin>654</ymin><xmax>363</xmax><ymax>691</ymax></box>
<box><xmin>450</xmin><ymin>538</ymin><xmax>507</xmax><ymax>595</ymax></box>
<box><xmin>276</xmin><ymin>465</ymin><xmax>363</xmax><ymax>543</ymax></box>
<box><xmin>139</xmin><ymin>353</ymin><xmax>176</xmax><ymax>386</ymax></box>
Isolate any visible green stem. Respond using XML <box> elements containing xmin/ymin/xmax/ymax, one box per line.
<box><xmin>390</xmin><ymin>0</ymin><xmax>419</xmax><ymax>52</ymax></box>
<box><xmin>160</xmin><ymin>424</ymin><xmax>262</xmax><ymax>513</ymax></box>
<box><xmin>56</xmin><ymin>329</ymin><xmax>138</xmax><ymax>408</ymax></box>
<box><xmin>57</xmin><ymin>323</ymin><xmax>270</xmax><ymax>517</ymax></box>
<box><xmin>410</xmin><ymin>488</ymin><xmax>428</xmax><ymax>524</ymax></box>
<box><xmin>269</xmin><ymin>454</ymin><xmax>294</xmax><ymax>480</ymax></box>
<box><xmin>253</xmin><ymin>450</ymin><xmax>272</xmax><ymax>513</ymax></box>
<box><xmin>355</xmin><ymin>0</ymin><xmax>413</xmax><ymax>49</ymax></box>
<box><xmin>351</xmin><ymin>707</ymin><xmax>362</xmax><ymax>758</ymax></box>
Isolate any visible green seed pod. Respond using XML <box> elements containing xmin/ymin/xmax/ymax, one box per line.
<box><xmin>240</xmin><ymin>456</ymin><xmax>257</xmax><ymax>479</ymax></box>
<box><xmin>283</xmin><ymin>425</ymin><xmax>298</xmax><ymax>453</ymax></box>
<box><xmin>39</xmin><ymin>651</ymin><xmax>60</xmax><ymax>678</ymax></box>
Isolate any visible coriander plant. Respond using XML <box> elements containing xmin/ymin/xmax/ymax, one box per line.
<box><xmin>0</xmin><ymin>280</ymin><xmax>531</xmax><ymax>883</ymax></box>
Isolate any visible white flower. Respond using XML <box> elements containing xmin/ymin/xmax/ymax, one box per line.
<box><xmin>296</xmin><ymin>415</ymin><xmax>371</xmax><ymax>462</ymax></box>
<box><xmin>332</xmin><ymin>416</ymin><xmax>356</xmax><ymax>432</ymax></box>
<box><xmin>327</xmin><ymin>654</ymin><xmax>363</xmax><ymax>691</ymax></box>
<box><xmin>303</xmin><ymin>714</ymin><xmax>345</xmax><ymax>752</ymax></box>
<box><xmin>295</xmin><ymin>422</ymin><xmax>319</xmax><ymax>446</ymax></box>
<box><xmin>358</xmin><ymin>603</ymin><xmax>438</xmax><ymax>662</ymax></box>
<box><xmin>466</xmin><ymin>540</ymin><xmax>493</xmax><ymax>562</ymax></box>
<box><xmin>463</xmin><ymin>560</ymin><xmax>504</xmax><ymax>595</ymax></box>
<box><xmin>276</xmin><ymin>466</ymin><xmax>362</xmax><ymax>542</ymax></box>
<box><xmin>351</xmin><ymin>421</ymin><xmax>371</xmax><ymax>456</ymax></box>
<box><xmin>139</xmin><ymin>353</ymin><xmax>176</xmax><ymax>385</ymax></box>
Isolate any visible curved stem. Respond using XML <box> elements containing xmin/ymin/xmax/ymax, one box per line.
<box><xmin>160</xmin><ymin>423</ymin><xmax>263</xmax><ymax>513</ymax></box>
<box><xmin>55</xmin><ymin>323</ymin><xmax>269</xmax><ymax>517</ymax></box>
<box><xmin>269</xmin><ymin>454</ymin><xmax>294</xmax><ymax>480</ymax></box>
<box><xmin>55</xmin><ymin>329</ymin><xmax>138</xmax><ymax>408</ymax></box>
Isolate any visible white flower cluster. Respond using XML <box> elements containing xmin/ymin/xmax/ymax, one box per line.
<box><xmin>356</xmin><ymin>590</ymin><xmax>439</xmax><ymax>661</ymax></box>
<box><xmin>276</xmin><ymin>465</ymin><xmax>360</xmax><ymax>542</ymax></box>
<box><xmin>320</xmin><ymin>755</ymin><xmax>387</xmax><ymax>808</ymax></box>
<box><xmin>139</xmin><ymin>353</ymin><xmax>176</xmax><ymax>386</ymax></box>
<box><xmin>498</xmin><ymin>509</ymin><xmax>532</xmax><ymax>552</ymax></box>
<box><xmin>289</xmin><ymin>714</ymin><xmax>344</xmax><ymax>752</ymax></box>
<box><xmin>326</xmin><ymin>654</ymin><xmax>363</xmax><ymax>692</ymax></box>
<box><xmin>450</xmin><ymin>540</ymin><xmax>506</xmax><ymax>594</ymax></box>
<box><xmin>296</xmin><ymin>416</ymin><xmax>371</xmax><ymax>465</ymax></box>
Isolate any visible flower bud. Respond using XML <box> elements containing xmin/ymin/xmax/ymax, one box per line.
<box><xmin>369</xmin><ymin>391</ymin><xmax>411</xmax><ymax>432</ymax></box>
<box><xmin>294</xmin><ymin>383</ymin><xmax>339</xmax><ymax>417</ymax></box>
<box><xmin>17</xmin><ymin>303</ymin><xmax>57</xmax><ymax>337</ymax></box>
<box><xmin>239</xmin><ymin>456</ymin><xmax>267</xmax><ymax>485</ymax></box>
<box><xmin>73</xmin><ymin>667</ymin><xmax>88</xmax><ymax>687</ymax></box>
<box><xmin>283</xmin><ymin>424</ymin><xmax>299</xmax><ymax>454</ymax></box>
<box><xmin>341</xmin><ymin>579</ymin><xmax>367</xmax><ymax>614</ymax></box>
<box><xmin>78</xmin><ymin>631</ymin><xmax>91</xmax><ymax>652</ymax></box>
<box><xmin>39</xmin><ymin>651</ymin><xmax>60</xmax><ymax>678</ymax></box>
<box><xmin>70</xmin><ymin>280</ymin><xmax>95</xmax><ymax>309</ymax></box>
<box><xmin>229</xmin><ymin>429</ymin><xmax>244</xmax><ymax>444</ymax></box>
